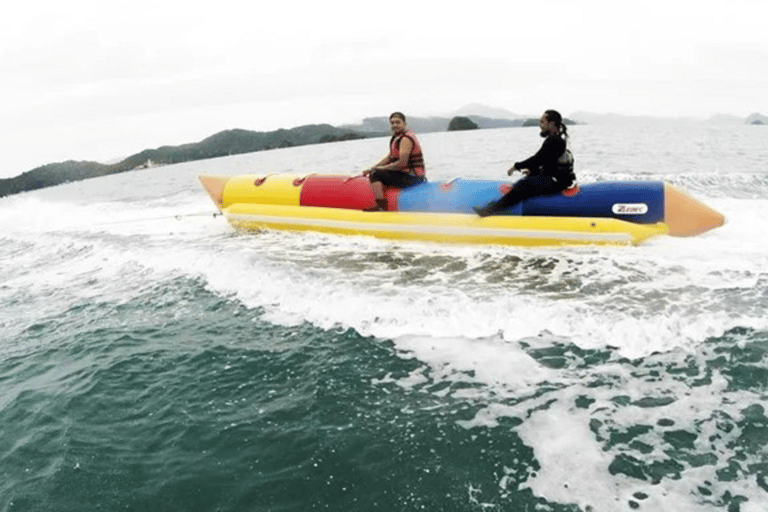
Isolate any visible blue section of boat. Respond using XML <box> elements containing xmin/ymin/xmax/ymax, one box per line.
<box><xmin>398</xmin><ymin>180</ymin><xmax>523</xmax><ymax>214</ymax></box>
<box><xmin>524</xmin><ymin>181</ymin><xmax>665</xmax><ymax>223</ymax></box>
<box><xmin>397</xmin><ymin>180</ymin><xmax>665</xmax><ymax>224</ymax></box>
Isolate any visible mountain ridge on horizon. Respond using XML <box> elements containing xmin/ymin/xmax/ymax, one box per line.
<box><xmin>450</xmin><ymin>103</ymin><xmax>527</xmax><ymax>120</ymax></box>
<box><xmin>1</xmin><ymin>107</ymin><xmax>546</xmax><ymax>197</ymax></box>
<box><xmin>451</xmin><ymin>103</ymin><xmax>766</xmax><ymax>125</ymax></box>
<box><xmin>1</xmin><ymin>106</ymin><xmax>764</xmax><ymax>198</ymax></box>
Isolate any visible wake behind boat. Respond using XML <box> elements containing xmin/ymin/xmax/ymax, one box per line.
<box><xmin>198</xmin><ymin>174</ymin><xmax>725</xmax><ymax>247</ymax></box>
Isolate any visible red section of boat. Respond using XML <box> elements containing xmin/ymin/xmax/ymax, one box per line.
<box><xmin>299</xmin><ymin>176</ymin><xmax>375</xmax><ymax>209</ymax></box>
<box><xmin>299</xmin><ymin>175</ymin><xmax>401</xmax><ymax>211</ymax></box>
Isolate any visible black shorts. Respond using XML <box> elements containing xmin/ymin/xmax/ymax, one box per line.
<box><xmin>369</xmin><ymin>170</ymin><xmax>425</xmax><ymax>189</ymax></box>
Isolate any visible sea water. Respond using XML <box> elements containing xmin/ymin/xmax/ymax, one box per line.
<box><xmin>1</xmin><ymin>122</ymin><xmax>767</xmax><ymax>512</ymax></box>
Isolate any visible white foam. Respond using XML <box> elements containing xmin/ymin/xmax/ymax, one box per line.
<box><xmin>456</xmin><ymin>358</ymin><xmax>768</xmax><ymax>512</ymax></box>
<box><xmin>3</xmin><ymin>125</ymin><xmax>768</xmax><ymax>511</ymax></box>
<box><xmin>3</xmin><ymin>157</ymin><xmax>766</xmax><ymax>363</ymax></box>
<box><xmin>392</xmin><ymin>335</ymin><xmax>553</xmax><ymax>394</ymax></box>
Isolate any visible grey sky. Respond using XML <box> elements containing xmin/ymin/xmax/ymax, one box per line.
<box><xmin>2</xmin><ymin>0</ymin><xmax>766</xmax><ymax>177</ymax></box>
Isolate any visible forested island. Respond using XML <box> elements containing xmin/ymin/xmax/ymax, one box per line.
<box><xmin>8</xmin><ymin>110</ymin><xmax>763</xmax><ymax>197</ymax></box>
<box><xmin>0</xmin><ymin>125</ymin><xmax>368</xmax><ymax>198</ymax></box>
<box><xmin>1</xmin><ymin>114</ymin><xmax>548</xmax><ymax>198</ymax></box>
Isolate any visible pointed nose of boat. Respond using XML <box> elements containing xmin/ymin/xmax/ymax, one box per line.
<box><xmin>198</xmin><ymin>175</ymin><xmax>229</xmax><ymax>208</ymax></box>
<box><xmin>663</xmin><ymin>183</ymin><xmax>725</xmax><ymax>237</ymax></box>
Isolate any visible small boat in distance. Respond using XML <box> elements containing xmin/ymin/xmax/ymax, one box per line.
<box><xmin>198</xmin><ymin>174</ymin><xmax>725</xmax><ymax>247</ymax></box>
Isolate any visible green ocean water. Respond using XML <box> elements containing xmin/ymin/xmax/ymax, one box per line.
<box><xmin>1</xmin><ymin>277</ymin><xmax>544</xmax><ymax>511</ymax></box>
<box><xmin>4</xmin><ymin>274</ymin><xmax>768</xmax><ymax>511</ymax></box>
<box><xmin>2</xmin><ymin>125</ymin><xmax>768</xmax><ymax>511</ymax></box>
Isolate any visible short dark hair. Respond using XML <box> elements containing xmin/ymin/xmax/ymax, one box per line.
<box><xmin>389</xmin><ymin>112</ymin><xmax>406</xmax><ymax>122</ymax></box>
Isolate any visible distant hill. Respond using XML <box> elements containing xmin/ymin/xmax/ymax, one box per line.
<box><xmin>746</xmin><ymin>113</ymin><xmax>768</xmax><ymax>125</ymax></box>
<box><xmin>338</xmin><ymin>103</ymin><xmax>532</xmax><ymax>133</ymax></box>
<box><xmin>706</xmin><ymin>113</ymin><xmax>744</xmax><ymax>125</ymax></box>
<box><xmin>571</xmin><ymin>111</ymin><xmax>768</xmax><ymax>126</ymax></box>
<box><xmin>452</xmin><ymin>103</ymin><xmax>527</xmax><ymax>120</ymax></box>
<box><xmin>0</xmin><ymin>111</ymin><xmax>576</xmax><ymax>198</ymax></box>
<box><xmin>522</xmin><ymin>117</ymin><xmax>579</xmax><ymax>127</ymax></box>
<box><xmin>3</xmin><ymin>113</ymin><xmax>533</xmax><ymax>198</ymax></box>
<box><xmin>448</xmin><ymin>116</ymin><xmax>479</xmax><ymax>131</ymax></box>
<box><xmin>4</xmin><ymin>107</ymin><xmax>759</xmax><ymax>198</ymax></box>
<box><xmin>341</xmin><ymin>115</ymin><xmax>526</xmax><ymax>133</ymax></box>
<box><xmin>0</xmin><ymin>125</ymin><xmax>368</xmax><ymax>198</ymax></box>
<box><xmin>341</xmin><ymin>116</ymin><xmax>450</xmax><ymax>134</ymax></box>
<box><xmin>568</xmin><ymin>111</ymin><xmax>680</xmax><ymax>124</ymax></box>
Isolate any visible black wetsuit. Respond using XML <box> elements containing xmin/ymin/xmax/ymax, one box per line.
<box><xmin>476</xmin><ymin>134</ymin><xmax>575</xmax><ymax>216</ymax></box>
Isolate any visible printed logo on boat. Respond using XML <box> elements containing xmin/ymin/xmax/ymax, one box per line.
<box><xmin>612</xmin><ymin>203</ymin><xmax>648</xmax><ymax>214</ymax></box>
<box><xmin>499</xmin><ymin>184</ymin><xmax>512</xmax><ymax>194</ymax></box>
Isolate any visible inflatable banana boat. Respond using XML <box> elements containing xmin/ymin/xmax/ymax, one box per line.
<box><xmin>198</xmin><ymin>174</ymin><xmax>725</xmax><ymax>247</ymax></box>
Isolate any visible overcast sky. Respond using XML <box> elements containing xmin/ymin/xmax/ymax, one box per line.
<box><xmin>2</xmin><ymin>0</ymin><xmax>767</xmax><ymax>178</ymax></box>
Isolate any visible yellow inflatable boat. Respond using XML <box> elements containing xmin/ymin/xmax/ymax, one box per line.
<box><xmin>199</xmin><ymin>174</ymin><xmax>724</xmax><ymax>247</ymax></box>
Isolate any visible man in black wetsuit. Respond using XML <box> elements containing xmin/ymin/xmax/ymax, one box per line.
<box><xmin>474</xmin><ymin>109</ymin><xmax>576</xmax><ymax>217</ymax></box>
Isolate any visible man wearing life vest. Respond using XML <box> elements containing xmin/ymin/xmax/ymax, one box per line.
<box><xmin>474</xmin><ymin>109</ymin><xmax>576</xmax><ymax>217</ymax></box>
<box><xmin>362</xmin><ymin>112</ymin><xmax>426</xmax><ymax>211</ymax></box>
